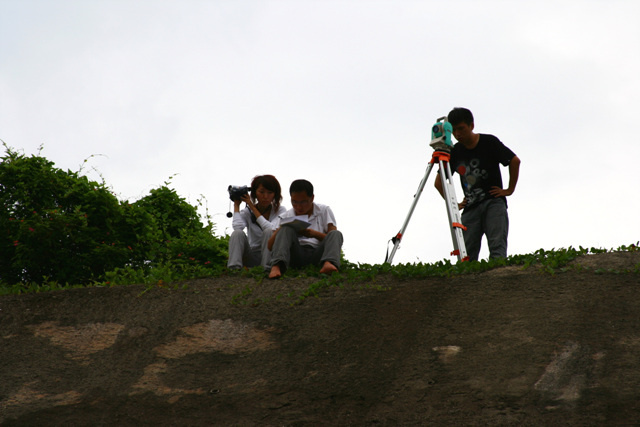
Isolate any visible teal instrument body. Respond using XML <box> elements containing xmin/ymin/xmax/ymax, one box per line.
<box><xmin>429</xmin><ymin>117</ymin><xmax>453</xmax><ymax>150</ymax></box>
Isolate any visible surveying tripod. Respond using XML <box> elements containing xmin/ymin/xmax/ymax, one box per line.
<box><xmin>385</xmin><ymin>117</ymin><xmax>469</xmax><ymax>264</ymax></box>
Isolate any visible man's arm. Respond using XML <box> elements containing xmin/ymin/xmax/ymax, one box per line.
<box><xmin>268</xmin><ymin>221</ymin><xmax>336</xmax><ymax>249</ymax></box>
<box><xmin>435</xmin><ymin>174</ymin><xmax>467</xmax><ymax>210</ymax></box>
<box><xmin>490</xmin><ymin>155</ymin><xmax>521</xmax><ymax>197</ymax></box>
<box><xmin>434</xmin><ymin>175</ymin><xmax>445</xmax><ymax>199</ymax></box>
<box><xmin>299</xmin><ymin>223</ymin><xmax>336</xmax><ymax>241</ymax></box>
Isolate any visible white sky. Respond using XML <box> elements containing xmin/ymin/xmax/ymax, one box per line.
<box><xmin>2</xmin><ymin>0</ymin><xmax>639</xmax><ymax>265</ymax></box>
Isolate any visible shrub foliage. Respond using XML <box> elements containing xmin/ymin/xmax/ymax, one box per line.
<box><xmin>0</xmin><ymin>144</ymin><xmax>227</xmax><ymax>287</ymax></box>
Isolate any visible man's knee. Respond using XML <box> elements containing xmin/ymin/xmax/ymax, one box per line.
<box><xmin>275</xmin><ymin>225</ymin><xmax>297</xmax><ymax>242</ymax></box>
<box><xmin>325</xmin><ymin>229</ymin><xmax>344</xmax><ymax>244</ymax></box>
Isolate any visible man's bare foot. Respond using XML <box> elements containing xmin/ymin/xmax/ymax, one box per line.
<box><xmin>268</xmin><ymin>265</ymin><xmax>282</xmax><ymax>279</ymax></box>
<box><xmin>319</xmin><ymin>261</ymin><xmax>338</xmax><ymax>274</ymax></box>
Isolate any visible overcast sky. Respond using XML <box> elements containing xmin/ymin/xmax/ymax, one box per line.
<box><xmin>2</xmin><ymin>0</ymin><xmax>639</xmax><ymax>265</ymax></box>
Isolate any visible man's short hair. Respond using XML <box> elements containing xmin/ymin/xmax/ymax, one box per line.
<box><xmin>448</xmin><ymin>107</ymin><xmax>474</xmax><ymax>126</ymax></box>
<box><xmin>290</xmin><ymin>179</ymin><xmax>314</xmax><ymax>197</ymax></box>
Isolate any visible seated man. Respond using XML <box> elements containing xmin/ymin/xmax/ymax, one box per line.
<box><xmin>267</xmin><ymin>179</ymin><xmax>344</xmax><ymax>279</ymax></box>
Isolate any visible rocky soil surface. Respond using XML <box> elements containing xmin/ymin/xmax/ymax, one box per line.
<box><xmin>2</xmin><ymin>251</ymin><xmax>640</xmax><ymax>426</ymax></box>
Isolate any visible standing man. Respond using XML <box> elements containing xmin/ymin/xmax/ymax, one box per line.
<box><xmin>434</xmin><ymin>107</ymin><xmax>521</xmax><ymax>261</ymax></box>
<box><xmin>268</xmin><ymin>179</ymin><xmax>343</xmax><ymax>279</ymax></box>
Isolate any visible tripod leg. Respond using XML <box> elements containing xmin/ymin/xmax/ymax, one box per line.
<box><xmin>386</xmin><ymin>162</ymin><xmax>435</xmax><ymax>264</ymax></box>
<box><xmin>437</xmin><ymin>159</ymin><xmax>468</xmax><ymax>261</ymax></box>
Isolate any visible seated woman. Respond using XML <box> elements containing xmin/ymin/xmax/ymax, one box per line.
<box><xmin>227</xmin><ymin>175</ymin><xmax>286</xmax><ymax>270</ymax></box>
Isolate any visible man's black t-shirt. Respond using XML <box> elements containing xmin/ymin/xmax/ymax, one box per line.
<box><xmin>449</xmin><ymin>134</ymin><xmax>516</xmax><ymax>210</ymax></box>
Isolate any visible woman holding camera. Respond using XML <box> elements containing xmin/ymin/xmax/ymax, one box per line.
<box><xmin>227</xmin><ymin>175</ymin><xmax>286</xmax><ymax>270</ymax></box>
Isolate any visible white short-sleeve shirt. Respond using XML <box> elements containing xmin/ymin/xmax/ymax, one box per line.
<box><xmin>274</xmin><ymin>203</ymin><xmax>336</xmax><ymax>248</ymax></box>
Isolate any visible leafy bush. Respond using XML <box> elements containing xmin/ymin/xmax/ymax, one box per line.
<box><xmin>0</xmin><ymin>144</ymin><xmax>227</xmax><ymax>288</ymax></box>
<box><xmin>128</xmin><ymin>185</ymin><xmax>227</xmax><ymax>267</ymax></box>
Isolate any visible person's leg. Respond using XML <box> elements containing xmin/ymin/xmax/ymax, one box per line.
<box><xmin>319</xmin><ymin>230</ymin><xmax>343</xmax><ymax>273</ymax></box>
<box><xmin>269</xmin><ymin>226</ymin><xmax>299</xmax><ymax>278</ymax></box>
<box><xmin>484</xmin><ymin>199</ymin><xmax>509</xmax><ymax>259</ymax></box>
<box><xmin>245</xmin><ymin>248</ymin><xmax>262</xmax><ymax>268</ymax></box>
<box><xmin>259</xmin><ymin>230</ymin><xmax>274</xmax><ymax>271</ymax></box>
<box><xmin>227</xmin><ymin>230</ymin><xmax>251</xmax><ymax>268</ymax></box>
<box><xmin>293</xmin><ymin>245</ymin><xmax>318</xmax><ymax>268</ymax></box>
<box><xmin>461</xmin><ymin>206</ymin><xmax>483</xmax><ymax>261</ymax></box>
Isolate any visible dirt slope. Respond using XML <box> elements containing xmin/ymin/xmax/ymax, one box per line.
<box><xmin>1</xmin><ymin>252</ymin><xmax>640</xmax><ymax>426</ymax></box>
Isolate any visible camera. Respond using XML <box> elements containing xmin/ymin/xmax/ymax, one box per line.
<box><xmin>227</xmin><ymin>185</ymin><xmax>250</xmax><ymax>202</ymax></box>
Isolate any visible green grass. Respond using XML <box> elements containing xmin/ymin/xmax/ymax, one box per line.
<box><xmin>2</xmin><ymin>243</ymin><xmax>638</xmax><ymax>300</ymax></box>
